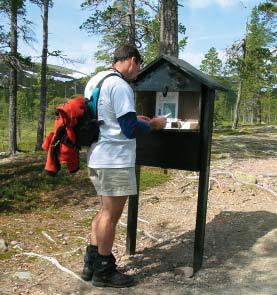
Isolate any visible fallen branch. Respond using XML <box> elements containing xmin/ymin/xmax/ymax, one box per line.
<box><xmin>22</xmin><ymin>252</ymin><xmax>84</xmax><ymax>282</ymax></box>
<box><xmin>53</xmin><ymin>247</ymin><xmax>82</xmax><ymax>256</ymax></box>
<box><xmin>212</xmin><ymin>171</ymin><xmax>277</xmax><ymax>197</ymax></box>
<box><xmin>180</xmin><ymin>181</ymin><xmax>193</xmax><ymax>193</ymax></box>
<box><xmin>141</xmin><ymin>230</ymin><xmax>159</xmax><ymax>242</ymax></box>
<box><xmin>209</xmin><ymin>177</ymin><xmax>222</xmax><ymax>191</ymax></box>
<box><xmin>41</xmin><ymin>231</ymin><xmax>56</xmax><ymax>244</ymax></box>
<box><xmin>140</xmin><ymin>195</ymin><xmax>160</xmax><ymax>202</ymax></box>
<box><xmin>118</xmin><ymin>221</ymin><xmax>159</xmax><ymax>242</ymax></box>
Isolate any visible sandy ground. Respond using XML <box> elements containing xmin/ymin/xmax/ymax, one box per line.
<box><xmin>0</xmin><ymin>126</ymin><xmax>277</xmax><ymax>295</ymax></box>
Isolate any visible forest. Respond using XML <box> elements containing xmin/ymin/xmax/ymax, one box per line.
<box><xmin>0</xmin><ymin>0</ymin><xmax>276</xmax><ymax>154</ymax></box>
<box><xmin>0</xmin><ymin>1</ymin><xmax>276</xmax><ymax>293</ymax></box>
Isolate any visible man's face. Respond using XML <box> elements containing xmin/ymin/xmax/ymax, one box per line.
<box><xmin>126</xmin><ymin>56</ymin><xmax>142</xmax><ymax>81</ymax></box>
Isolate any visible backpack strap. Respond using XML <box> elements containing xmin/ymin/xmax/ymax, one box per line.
<box><xmin>89</xmin><ymin>73</ymin><xmax>122</xmax><ymax>119</ymax></box>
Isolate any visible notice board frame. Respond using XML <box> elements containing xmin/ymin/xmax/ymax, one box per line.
<box><xmin>126</xmin><ymin>85</ymin><xmax>215</xmax><ymax>274</ymax></box>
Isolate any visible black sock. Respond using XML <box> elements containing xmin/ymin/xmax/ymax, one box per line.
<box><xmin>87</xmin><ymin>244</ymin><xmax>98</xmax><ymax>251</ymax></box>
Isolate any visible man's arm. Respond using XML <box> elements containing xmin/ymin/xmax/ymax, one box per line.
<box><xmin>118</xmin><ymin>112</ymin><xmax>166</xmax><ymax>139</ymax></box>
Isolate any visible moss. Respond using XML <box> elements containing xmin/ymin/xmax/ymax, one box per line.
<box><xmin>0</xmin><ymin>251</ymin><xmax>15</xmax><ymax>261</ymax></box>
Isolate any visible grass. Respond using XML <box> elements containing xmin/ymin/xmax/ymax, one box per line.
<box><xmin>0</xmin><ymin>119</ymin><xmax>55</xmax><ymax>152</ymax></box>
<box><xmin>140</xmin><ymin>168</ymin><xmax>171</xmax><ymax>191</ymax></box>
<box><xmin>0</xmin><ymin>150</ymin><xmax>171</xmax><ymax>214</ymax></box>
<box><xmin>2</xmin><ymin>122</ymin><xmax>275</xmax><ymax>214</ymax></box>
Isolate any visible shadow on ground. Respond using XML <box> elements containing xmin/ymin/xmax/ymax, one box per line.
<box><xmin>127</xmin><ymin>210</ymin><xmax>277</xmax><ymax>278</ymax></box>
<box><xmin>69</xmin><ymin>210</ymin><xmax>277</xmax><ymax>294</ymax></box>
<box><xmin>0</xmin><ymin>154</ymin><xmax>96</xmax><ymax>213</ymax></box>
<box><xmin>212</xmin><ymin>125</ymin><xmax>277</xmax><ymax>160</ymax></box>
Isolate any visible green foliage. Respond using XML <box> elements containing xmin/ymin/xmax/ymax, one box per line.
<box><xmin>80</xmin><ymin>0</ymin><xmax>187</xmax><ymax>65</ymax></box>
<box><xmin>224</xmin><ymin>4</ymin><xmax>276</xmax><ymax>125</ymax></box>
<box><xmin>30</xmin><ymin>0</ymin><xmax>54</xmax><ymax>9</ymax></box>
<box><xmin>258</xmin><ymin>0</ymin><xmax>277</xmax><ymax>20</ymax></box>
<box><xmin>200</xmin><ymin>47</ymin><xmax>222</xmax><ymax>78</ymax></box>
<box><xmin>0</xmin><ymin>0</ymin><xmax>26</xmax><ymax>15</ymax></box>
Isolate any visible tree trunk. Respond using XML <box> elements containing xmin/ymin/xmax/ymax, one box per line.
<box><xmin>128</xmin><ymin>0</ymin><xmax>136</xmax><ymax>47</ymax></box>
<box><xmin>35</xmin><ymin>0</ymin><xmax>49</xmax><ymax>151</ymax></box>
<box><xmin>232</xmin><ymin>80</ymin><xmax>243</xmax><ymax>129</ymax></box>
<box><xmin>232</xmin><ymin>37</ymin><xmax>247</xmax><ymax>129</ymax></box>
<box><xmin>9</xmin><ymin>0</ymin><xmax>18</xmax><ymax>155</ymax></box>
<box><xmin>255</xmin><ymin>94</ymin><xmax>262</xmax><ymax>124</ymax></box>
<box><xmin>160</xmin><ymin>0</ymin><xmax>178</xmax><ymax>57</ymax></box>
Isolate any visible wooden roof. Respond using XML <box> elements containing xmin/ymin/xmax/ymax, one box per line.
<box><xmin>135</xmin><ymin>55</ymin><xmax>227</xmax><ymax>91</ymax></box>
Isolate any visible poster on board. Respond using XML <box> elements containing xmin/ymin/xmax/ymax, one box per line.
<box><xmin>155</xmin><ymin>92</ymin><xmax>179</xmax><ymax>119</ymax></box>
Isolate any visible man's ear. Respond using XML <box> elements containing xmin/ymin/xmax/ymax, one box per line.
<box><xmin>130</xmin><ymin>56</ymin><xmax>136</xmax><ymax>65</ymax></box>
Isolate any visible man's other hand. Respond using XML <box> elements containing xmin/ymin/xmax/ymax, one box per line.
<box><xmin>137</xmin><ymin>115</ymin><xmax>151</xmax><ymax>123</ymax></box>
<box><xmin>149</xmin><ymin>116</ymin><xmax>167</xmax><ymax>130</ymax></box>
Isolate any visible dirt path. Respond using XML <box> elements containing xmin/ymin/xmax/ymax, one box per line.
<box><xmin>0</xmin><ymin>126</ymin><xmax>277</xmax><ymax>295</ymax></box>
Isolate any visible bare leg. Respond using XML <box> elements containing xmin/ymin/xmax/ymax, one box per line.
<box><xmin>90</xmin><ymin>210</ymin><xmax>101</xmax><ymax>245</ymax></box>
<box><xmin>95</xmin><ymin>195</ymin><xmax>128</xmax><ymax>255</ymax></box>
<box><xmin>90</xmin><ymin>198</ymin><xmax>103</xmax><ymax>245</ymax></box>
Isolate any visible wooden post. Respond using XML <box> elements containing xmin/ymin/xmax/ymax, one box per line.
<box><xmin>126</xmin><ymin>165</ymin><xmax>141</xmax><ymax>255</ymax></box>
<box><xmin>193</xmin><ymin>86</ymin><xmax>215</xmax><ymax>272</ymax></box>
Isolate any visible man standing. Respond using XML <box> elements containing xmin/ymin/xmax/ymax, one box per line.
<box><xmin>82</xmin><ymin>45</ymin><xmax>166</xmax><ymax>288</ymax></box>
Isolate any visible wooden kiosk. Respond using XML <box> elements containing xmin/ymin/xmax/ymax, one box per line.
<box><xmin>126</xmin><ymin>55</ymin><xmax>226</xmax><ymax>273</ymax></box>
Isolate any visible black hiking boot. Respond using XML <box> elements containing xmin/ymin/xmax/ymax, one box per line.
<box><xmin>81</xmin><ymin>245</ymin><xmax>98</xmax><ymax>281</ymax></box>
<box><xmin>92</xmin><ymin>253</ymin><xmax>135</xmax><ymax>288</ymax></box>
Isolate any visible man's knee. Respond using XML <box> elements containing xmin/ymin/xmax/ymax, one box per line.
<box><xmin>101</xmin><ymin>196</ymin><xmax>128</xmax><ymax>218</ymax></box>
<box><xmin>100</xmin><ymin>207</ymin><xmax>122</xmax><ymax>225</ymax></box>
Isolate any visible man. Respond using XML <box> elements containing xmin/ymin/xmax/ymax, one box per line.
<box><xmin>82</xmin><ymin>45</ymin><xmax>166</xmax><ymax>288</ymax></box>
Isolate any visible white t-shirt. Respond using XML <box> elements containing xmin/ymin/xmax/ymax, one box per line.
<box><xmin>84</xmin><ymin>70</ymin><xmax>136</xmax><ymax>168</ymax></box>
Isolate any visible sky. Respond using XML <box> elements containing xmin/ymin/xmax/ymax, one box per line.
<box><xmin>18</xmin><ymin>0</ymin><xmax>262</xmax><ymax>76</ymax></box>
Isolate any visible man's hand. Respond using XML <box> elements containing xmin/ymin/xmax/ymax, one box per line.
<box><xmin>149</xmin><ymin>116</ymin><xmax>167</xmax><ymax>130</ymax></box>
<box><xmin>137</xmin><ymin>115</ymin><xmax>151</xmax><ymax>123</ymax></box>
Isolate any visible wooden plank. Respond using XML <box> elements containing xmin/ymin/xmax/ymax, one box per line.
<box><xmin>178</xmin><ymin>91</ymin><xmax>200</xmax><ymax>121</ymax></box>
<box><xmin>193</xmin><ymin>86</ymin><xmax>215</xmax><ymax>272</ymax></box>
<box><xmin>126</xmin><ymin>165</ymin><xmax>141</xmax><ymax>255</ymax></box>
<box><xmin>136</xmin><ymin>130</ymin><xmax>200</xmax><ymax>171</ymax></box>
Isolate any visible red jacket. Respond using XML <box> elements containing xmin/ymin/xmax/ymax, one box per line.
<box><xmin>42</xmin><ymin>96</ymin><xmax>86</xmax><ymax>175</ymax></box>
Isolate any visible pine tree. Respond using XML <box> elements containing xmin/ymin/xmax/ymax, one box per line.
<box><xmin>32</xmin><ymin>0</ymin><xmax>54</xmax><ymax>151</ymax></box>
<box><xmin>226</xmin><ymin>4</ymin><xmax>275</xmax><ymax>128</ymax></box>
<box><xmin>160</xmin><ymin>0</ymin><xmax>178</xmax><ymax>57</ymax></box>
<box><xmin>0</xmin><ymin>0</ymin><xmax>33</xmax><ymax>154</ymax></box>
<box><xmin>200</xmin><ymin>47</ymin><xmax>222</xmax><ymax>79</ymax></box>
<box><xmin>243</xmin><ymin>7</ymin><xmax>275</xmax><ymax>124</ymax></box>
<box><xmin>80</xmin><ymin>1</ymin><xmax>187</xmax><ymax>65</ymax></box>
<box><xmin>0</xmin><ymin>0</ymin><xmax>25</xmax><ymax>154</ymax></box>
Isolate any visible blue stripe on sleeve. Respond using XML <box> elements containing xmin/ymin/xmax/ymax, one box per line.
<box><xmin>117</xmin><ymin>112</ymin><xmax>150</xmax><ymax>139</ymax></box>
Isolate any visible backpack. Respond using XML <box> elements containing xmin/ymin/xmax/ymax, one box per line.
<box><xmin>42</xmin><ymin>73</ymin><xmax>119</xmax><ymax>175</ymax></box>
<box><xmin>77</xmin><ymin>73</ymin><xmax>121</xmax><ymax>146</ymax></box>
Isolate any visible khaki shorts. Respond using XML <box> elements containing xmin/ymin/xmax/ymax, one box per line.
<box><xmin>88</xmin><ymin>167</ymin><xmax>137</xmax><ymax>196</ymax></box>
